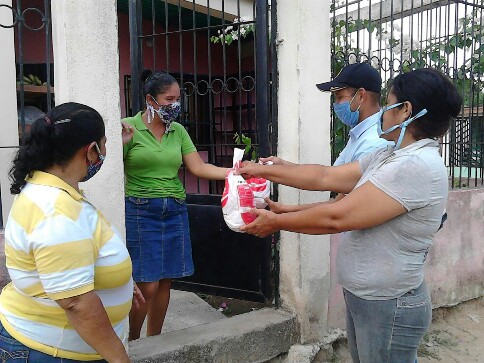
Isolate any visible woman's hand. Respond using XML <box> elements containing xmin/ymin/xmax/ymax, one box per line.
<box><xmin>132</xmin><ymin>283</ymin><xmax>145</xmax><ymax>309</ymax></box>
<box><xmin>240</xmin><ymin>209</ymin><xmax>279</xmax><ymax>237</ymax></box>
<box><xmin>121</xmin><ymin>121</ymin><xmax>134</xmax><ymax>145</ymax></box>
<box><xmin>265</xmin><ymin>197</ymin><xmax>290</xmax><ymax>214</ymax></box>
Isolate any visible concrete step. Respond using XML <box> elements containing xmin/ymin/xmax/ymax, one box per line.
<box><xmin>140</xmin><ymin>290</ymin><xmax>226</xmax><ymax>336</ymax></box>
<box><xmin>129</xmin><ymin>308</ymin><xmax>298</xmax><ymax>363</ymax></box>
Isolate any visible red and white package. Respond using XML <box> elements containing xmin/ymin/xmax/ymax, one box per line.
<box><xmin>221</xmin><ymin>148</ymin><xmax>271</xmax><ymax>233</ymax></box>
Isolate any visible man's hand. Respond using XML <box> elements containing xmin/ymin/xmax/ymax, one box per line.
<box><xmin>235</xmin><ymin>161</ymin><xmax>264</xmax><ymax>179</ymax></box>
<box><xmin>259</xmin><ymin>156</ymin><xmax>294</xmax><ymax>166</ymax></box>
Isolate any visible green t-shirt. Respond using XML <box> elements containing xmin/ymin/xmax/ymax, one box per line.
<box><xmin>123</xmin><ymin>112</ymin><xmax>197</xmax><ymax>199</ymax></box>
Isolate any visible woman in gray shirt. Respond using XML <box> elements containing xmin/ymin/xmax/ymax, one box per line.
<box><xmin>237</xmin><ymin>68</ymin><xmax>462</xmax><ymax>363</ymax></box>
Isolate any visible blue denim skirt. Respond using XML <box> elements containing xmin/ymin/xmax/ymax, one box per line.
<box><xmin>125</xmin><ymin>197</ymin><xmax>194</xmax><ymax>282</ymax></box>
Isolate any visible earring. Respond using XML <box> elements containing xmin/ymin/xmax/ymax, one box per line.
<box><xmin>147</xmin><ymin>102</ymin><xmax>154</xmax><ymax>124</ymax></box>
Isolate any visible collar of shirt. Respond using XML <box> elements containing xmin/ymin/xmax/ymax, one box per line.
<box><xmin>349</xmin><ymin>110</ymin><xmax>382</xmax><ymax>140</ymax></box>
<box><xmin>27</xmin><ymin>170</ymin><xmax>84</xmax><ymax>201</ymax></box>
<box><xmin>393</xmin><ymin>138</ymin><xmax>439</xmax><ymax>155</ymax></box>
<box><xmin>133</xmin><ymin>112</ymin><xmax>148</xmax><ymax>131</ymax></box>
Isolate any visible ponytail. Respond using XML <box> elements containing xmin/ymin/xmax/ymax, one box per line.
<box><xmin>9</xmin><ymin>102</ymin><xmax>105</xmax><ymax>194</ymax></box>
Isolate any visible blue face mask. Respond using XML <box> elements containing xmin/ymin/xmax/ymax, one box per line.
<box><xmin>378</xmin><ymin>102</ymin><xmax>428</xmax><ymax>149</ymax></box>
<box><xmin>333</xmin><ymin>91</ymin><xmax>361</xmax><ymax>128</ymax></box>
<box><xmin>80</xmin><ymin>142</ymin><xmax>105</xmax><ymax>182</ymax></box>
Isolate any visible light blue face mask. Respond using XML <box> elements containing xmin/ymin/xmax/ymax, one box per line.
<box><xmin>333</xmin><ymin>91</ymin><xmax>361</xmax><ymax>128</ymax></box>
<box><xmin>378</xmin><ymin>102</ymin><xmax>428</xmax><ymax>149</ymax></box>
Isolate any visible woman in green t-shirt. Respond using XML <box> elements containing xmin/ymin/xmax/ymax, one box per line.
<box><xmin>121</xmin><ymin>71</ymin><xmax>229</xmax><ymax>341</ymax></box>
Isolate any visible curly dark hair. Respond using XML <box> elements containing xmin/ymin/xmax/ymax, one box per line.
<box><xmin>9</xmin><ymin>102</ymin><xmax>105</xmax><ymax>194</ymax></box>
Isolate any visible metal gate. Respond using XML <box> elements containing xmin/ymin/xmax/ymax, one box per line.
<box><xmin>0</xmin><ymin>0</ymin><xmax>54</xmax><ymax>228</ymax></box>
<box><xmin>124</xmin><ymin>0</ymin><xmax>277</xmax><ymax>302</ymax></box>
<box><xmin>330</xmin><ymin>0</ymin><xmax>484</xmax><ymax>189</ymax></box>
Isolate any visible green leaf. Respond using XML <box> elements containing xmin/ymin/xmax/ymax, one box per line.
<box><xmin>431</xmin><ymin>50</ymin><xmax>440</xmax><ymax>62</ymax></box>
<box><xmin>233</xmin><ymin>132</ymin><xmax>241</xmax><ymax>144</ymax></box>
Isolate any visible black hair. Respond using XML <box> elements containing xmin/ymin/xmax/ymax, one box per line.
<box><xmin>390</xmin><ymin>68</ymin><xmax>463</xmax><ymax>139</ymax></box>
<box><xmin>347</xmin><ymin>87</ymin><xmax>381</xmax><ymax>105</ymax></box>
<box><xmin>9</xmin><ymin>102</ymin><xmax>105</xmax><ymax>194</ymax></box>
<box><xmin>367</xmin><ymin>91</ymin><xmax>381</xmax><ymax>104</ymax></box>
<box><xmin>141</xmin><ymin>70</ymin><xmax>178</xmax><ymax>99</ymax></box>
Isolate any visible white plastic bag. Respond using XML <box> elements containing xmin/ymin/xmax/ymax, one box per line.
<box><xmin>221</xmin><ymin>148</ymin><xmax>271</xmax><ymax>233</ymax></box>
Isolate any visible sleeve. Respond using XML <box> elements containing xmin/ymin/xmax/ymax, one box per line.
<box><xmin>358</xmin><ymin>149</ymin><xmax>378</xmax><ymax>174</ymax></box>
<box><xmin>122</xmin><ymin>119</ymin><xmax>135</xmax><ymax>159</ymax></box>
<box><xmin>178</xmin><ymin>124</ymin><xmax>197</xmax><ymax>155</ymax></box>
<box><xmin>30</xmin><ymin>215</ymin><xmax>95</xmax><ymax>300</ymax></box>
<box><xmin>368</xmin><ymin>155</ymin><xmax>431</xmax><ymax>211</ymax></box>
<box><xmin>351</xmin><ymin>141</ymin><xmax>389</xmax><ymax>163</ymax></box>
<box><xmin>332</xmin><ymin>146</ymin><xmax>348</xmax><ymax>166</ymax></box>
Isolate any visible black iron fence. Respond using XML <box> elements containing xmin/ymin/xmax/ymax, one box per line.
<box><xmin>123</xmin><ymin>0</ymin><xmax>277</xmax><ymax>302</ymax></box>
<box><xmin>0</xmin><ymin>0</ymin><xmax>54</xmax><ymax>227</ymax></box>
<box><xmin>122</xmin><ymin>0</ymin><xmax>275</xmax><ymax>195</ymax></box>
<box><xmin>331</xmin><ymin>0</ymin><xmax>484</xmax><ymax>188</ymax></box>
<box><xmin>1</xmin><ymin>0</ymin><xmax>54</xmax><ymax>143</ymax></box>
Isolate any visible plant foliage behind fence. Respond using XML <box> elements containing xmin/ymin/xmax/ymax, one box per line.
<box><xmin>331</xmin><ymin>0</ymin><xmax>484</xmax><ymax>189</ymax></box>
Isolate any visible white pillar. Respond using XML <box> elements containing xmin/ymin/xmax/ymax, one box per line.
<box><xmin>0</xmin><ymin>0</ymin><xmax>20</xmax><ymax>227</ymax></box>
<box><xmin>276</xmin><ymin>0</ymin><xmax>332</xmax><ymax>342</ymax></box>
<box><xmin>51</xmin><ymin>0</ymin><xmax>125</xmax><ymax>236</ymax></box>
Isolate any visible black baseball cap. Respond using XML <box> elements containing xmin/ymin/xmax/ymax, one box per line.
<box><xmin>316</xmin><ymin>62</ymin><xmax>382</xmax><ymax>93</ymax></box>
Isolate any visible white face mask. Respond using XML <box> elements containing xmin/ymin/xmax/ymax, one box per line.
<box><xmin>378</xmin><ymin>102</ymin><xmax>428</xmax><ymax>149</ymax></box>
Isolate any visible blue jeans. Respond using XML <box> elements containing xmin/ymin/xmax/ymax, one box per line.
<box><xmin>343</xmin><ymin>281</ymin><xmax>431</xmax><ymax>363</ymax></box>
<box><xmin>0</xmin><ymin>321</ymin><xmax>107</xmax><ymax>362</ymax></box>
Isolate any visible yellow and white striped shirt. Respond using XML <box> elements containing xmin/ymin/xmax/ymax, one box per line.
<box><xmin>0</xmin><ymin>171</ymin><xmax>133</xmax><ymax>361</ymax></box>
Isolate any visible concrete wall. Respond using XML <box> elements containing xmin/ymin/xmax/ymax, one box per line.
<box><xmin>327</xmin><ymin>188</ymin><xmax>484</xmax><ymax>329</ymax></box>
<box><xmin>425</xmin><ymin>188</ymin><xmax>484</xmax><ymax>307</ymax></box>
<box><xmin>276</xmin><ymin>0</ymin><xmax>333</xmax><ymax>342</ymax></box>
<box><xmin>51</xmin><ymin>0</ymin><xmax>125</xmax><ymax>235</ymax></box>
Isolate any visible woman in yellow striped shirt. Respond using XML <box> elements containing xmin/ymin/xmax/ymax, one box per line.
<box><xmin>0</xmin><ymin>102</ymin><xmax>143</xmax><ymax>363</ymax></box>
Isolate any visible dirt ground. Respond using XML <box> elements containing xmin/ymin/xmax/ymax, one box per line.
<box><xmin>197</xmin><ymin>294</ymin><xmax>270</xmax><ymax>317</ymax></box>
<box><xmin>200</xmin><ymin>294</ymin><xmax>483</xmax><ymax>362</ymax></box>
<box><xmin>331</xmin><ymin>297</ymin><xmax>484</xmax><ymax>363</ymax></box>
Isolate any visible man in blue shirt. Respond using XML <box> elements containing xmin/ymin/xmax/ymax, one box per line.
<box><xmin>261</xmin><ymin>62</ymin><xmax>392</xmax><ymax>172</ymax></box>
<box><xmin>316</xmin><ymin>62</ymin><xmax>392</xmax><ymax>165</ymax></box>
